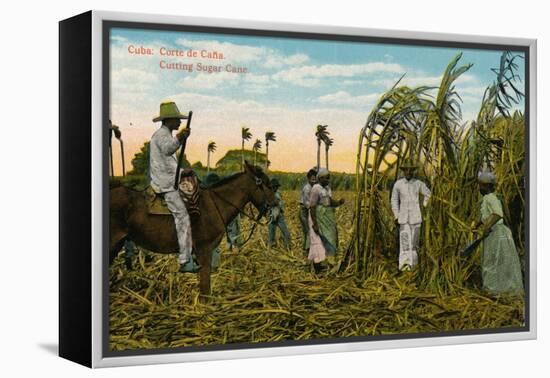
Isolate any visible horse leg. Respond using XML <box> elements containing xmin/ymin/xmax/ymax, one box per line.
<box><xmin>197</xmin><ymin>249</ymin><xmax>213</xmax><ymax>301</ymax></box>
<box><xmin>109</xmin><ymin>208</ymin><xmax>128</xmax><ymax>265</ymax></box>
<box><xmin>124</xmin><ymin>239</ymin><xmax>135</xmax><ymax>270</ymax></box>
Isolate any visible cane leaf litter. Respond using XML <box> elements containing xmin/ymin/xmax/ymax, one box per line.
<box><xmin>109</xmin><ymin>52</ymin><xmax>526</xmax><ymax>351</ymax></box>
<box><xmin>110</xmin><ymin>192</ymin><xmax>524</xmax><ymax>351</ymax></box>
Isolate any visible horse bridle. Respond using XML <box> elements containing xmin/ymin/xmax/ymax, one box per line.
<box><xmin>252</xmin><ymin>176</ymin><xmax>273</xmax><ymax>217</ymax></box>
<box><xmin>209</xmin><ymin>173</ymin><xmax>273</xmax><ymax>246</ymax></box>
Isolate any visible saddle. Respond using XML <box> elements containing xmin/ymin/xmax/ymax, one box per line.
<box><xmin>146</xmin><ymin>169</ymin><xmax>201</xmax><ymax>216</ymax></box>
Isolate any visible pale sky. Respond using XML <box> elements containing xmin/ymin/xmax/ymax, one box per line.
<box><xmin>109</xmin><ymin>27</ymin><xmax>525</xmax><ymax>174</ymax></box>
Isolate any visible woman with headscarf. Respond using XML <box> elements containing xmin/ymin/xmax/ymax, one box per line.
<box><xmin>308</xmin><ymin>168</ymin><xmax>345</xmax><ymax>273</ymax></box>
<box><xmin>473</xmin><ymin>171</ymin><xmax>523</xmax><ymax>295</ymax></box>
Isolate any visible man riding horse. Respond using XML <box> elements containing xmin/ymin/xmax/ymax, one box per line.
<box><xmin>110</xmin><ymin>103</ymin><xmax>276</xmax><ymax>296</ymax></box>
<box><xmin>150</xmin><ymin>101</ymin><xmax>199</xmax><ymax>273</ymax></box>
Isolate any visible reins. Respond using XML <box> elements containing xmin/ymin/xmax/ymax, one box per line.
<box><xmin>208</xmin><ymin>176</ymin><xmax>271</xmax><ymax>247</ymax></box>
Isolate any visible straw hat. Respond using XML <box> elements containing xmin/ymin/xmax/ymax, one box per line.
<box><xmin>152</xmin><ymin>101</ymin><xmax>189</xmax><ymax>122</ymax></box>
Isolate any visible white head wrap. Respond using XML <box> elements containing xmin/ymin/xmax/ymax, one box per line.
<box><xmin>317</xmin><ymin>168</ymin><xmax>329</xmax><ymax>178</ymax></box>
<box><xmin>477</xmin><ymin>171</ymin><xmax>496</xmax><ymax>184</ymax></box>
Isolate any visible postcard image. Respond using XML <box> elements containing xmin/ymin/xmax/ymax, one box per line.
<box><xmin>106</xmin><ymin>24</ymin><xmax>527</xmax><ymax>354</ymax></box>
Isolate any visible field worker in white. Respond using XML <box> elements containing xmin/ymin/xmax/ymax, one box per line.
<box><xmin>150</xmin><ymin>101</ymin><xmax>199</xmax><ymax>273</ymax></box>
<box><xmin>391</xmin><ymin>161</ymin><xmax>431</xmax><ymax>271</ymax></box>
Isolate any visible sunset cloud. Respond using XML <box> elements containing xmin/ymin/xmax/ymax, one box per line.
<box><xmin>112</xmin><ymin>68</ymin><xmax>158</xmax><ymax>91</ymax></box>
<box><xmin>272</xmin><ymin>62</ymin><xmax>405</xmax><ymax>87</ymax></box>
<box><xmin>175</xmin><ymin>38</ymin><xmax>311</xmax><ymax>68</ymax></box>
<box><xmin>314</xmin><ymin>91</ymin><xmax>380</xmax><ymax>108</ymax></box>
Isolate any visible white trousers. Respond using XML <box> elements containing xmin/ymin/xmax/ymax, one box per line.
<box><xmin>164</xmin><ymin>191</ymin><xmax>193</xmax><ymax>264</ymax></box>
<box><xmin>399</xmin><ymin>223</ymin><xmax>421</xmax><ymax>271</ymax></box>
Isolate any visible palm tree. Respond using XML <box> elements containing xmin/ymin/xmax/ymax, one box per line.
<box><xmin>322</xmin><ymin>135</ymin><xmax>334</xmax><ymax>171</ymax></box>
<box><xmin>241</xmin><ymin>126</ymin><xmax>252</xmax><ymax>170</ymax></box>
<box><xmin>265</xmin><ymin>131</ymin><xmax>277</xmax><ymax>170</ymax></box>
<box><xmin>252</xmin><ymin>139</ymin><xmax>262</xmax><ymax>166</ymax></box>
<box><xmin>315</xmin><ymin>124</ymin><xmax>329</xmax><ymax>170</ymax></box>
<box><xmin>207</xmin><ymin>140</ymin><xmax>217</xmax><ymax>174</ymax></box>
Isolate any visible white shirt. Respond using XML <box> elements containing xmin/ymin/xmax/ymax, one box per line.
<box><xmin>300</xmin><ymin>183</ymin><xmax>313</xmax><ymax>207</ymax></box>
<box><xmin>149</xmin><ymin>125</ymin><xmax>181</xmax><ymax>193</ymax></box>
<box><xmin>391</xmin><ymin>177</ymin><xmax>431</xmax><ymax>225</ymax></box>
<box><xmin>309</xmin><ymin>184</ymin><xmax>332</xmax><ymax>207</ymax></box>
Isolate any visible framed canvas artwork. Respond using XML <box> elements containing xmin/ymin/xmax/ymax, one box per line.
<box><xmin>59</xmin><ymin>10</ymin><xmax>537</xmax><ymax>368</ymax></box>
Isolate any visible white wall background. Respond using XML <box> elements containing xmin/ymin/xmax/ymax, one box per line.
<box><xmin>0</xmin><ymin>0</ymin><xmax>545</xmax><ymax>376</ymax></box>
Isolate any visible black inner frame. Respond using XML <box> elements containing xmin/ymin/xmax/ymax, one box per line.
<box><xmin>102</xmin><ymin>19</ymin><xmax>531</xmax><ymax>358</ymax></box>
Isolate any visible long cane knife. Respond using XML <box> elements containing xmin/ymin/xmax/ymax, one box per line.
<box><xmin>174</xmin><ymin>111</ymin><xmax>193</xmax><ymax>190</ymax></box>
<box><xmin>119</xmin><ymin>138</ymin><xmax>125</xmax><ymax>176</ymax></box>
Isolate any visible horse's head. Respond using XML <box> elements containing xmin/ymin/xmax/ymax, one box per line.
<box><xmin>244</xmin><ymin>161</ymin><xmax>276</xmax><ymax>217</ymax></box>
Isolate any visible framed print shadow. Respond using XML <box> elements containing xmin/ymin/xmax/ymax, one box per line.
<box><xmin>59</xmin><ymin>10</ymin><xmax>537</xmax><ymax>368</ymax></box>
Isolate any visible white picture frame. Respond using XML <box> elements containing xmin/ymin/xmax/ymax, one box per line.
<box><xmin>59</xmin><ymin>10</ymin><xmax>537</xmax><ymax>368</ymax></box>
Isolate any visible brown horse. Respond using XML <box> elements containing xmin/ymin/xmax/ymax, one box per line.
<box><xmin>109</xmin><ymin>162</ymin><xmax>275</xmax><ymax>296</ymax></box>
